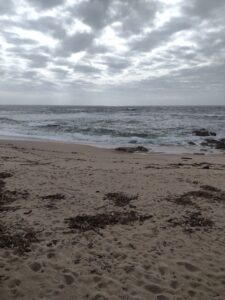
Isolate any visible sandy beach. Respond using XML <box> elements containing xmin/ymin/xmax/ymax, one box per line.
<box><xmin>0</xmin><ymin>139</ymin><xmax>225</xmax><ymax>300</ymax></box>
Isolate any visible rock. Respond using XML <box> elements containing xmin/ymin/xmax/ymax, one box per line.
<box><xmin>215</xmin><ymin>139</ymin><xmax>225</xmax><ymax>149</ymax></box>
<box><xmin>210</xmin><ymin>132</ymin><xmax>217</xmax><ymax>136</ymax></box>
<box><xmin>188</xmin><ymin>141</ymin><xmax>196</xmax><ymax>145</ymax></box>
<box><xmin>115</xmin><ymin>146</ymin><xmax>148</xmax><ymax>153</ymax></box>
<box><xmin>201</xmin><ymin>138</ymin><xmax>225</xmax><ymax>149</ymax></box>
<box><xmin>192</xmin><ymin>129</ymin><xmax>216</xmax><ymax>137</ymax></box>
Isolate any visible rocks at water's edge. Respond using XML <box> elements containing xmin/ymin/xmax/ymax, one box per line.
<box><xmin>188</xmin><ymin>141</ymin><xmax>196</xmax><ymax>145</ymax></box>
<box><xmin>115</xmin><ymin>146</ymin><xmax>149</xmax><ymax>153</ymax></box>
<box><xmin>201</xmin><ymin>138</ymin><xmax>225</xmax><ymax>150</ymax></box>
<box><xmin>192</xmin><ymin>129</ymin><xmax>216</xmax><ymax>137</ymax></box>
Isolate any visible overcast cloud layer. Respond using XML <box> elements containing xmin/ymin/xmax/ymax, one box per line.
<box><xmin>0</xmin><ymin>0</ymin><xmax>225</xmax><ymax>105</ymax></box>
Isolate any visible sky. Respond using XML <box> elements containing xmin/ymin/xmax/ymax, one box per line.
<box><xmin>0</xmin><ymin>0</ymin><xmax>225</xmax><ymax>106</ymax></box>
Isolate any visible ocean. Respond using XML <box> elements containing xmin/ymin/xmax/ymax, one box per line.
<box><xmin>0</xmin><ymin>105</ymin><xmax>225</xmax><ymax>151</ymax></box>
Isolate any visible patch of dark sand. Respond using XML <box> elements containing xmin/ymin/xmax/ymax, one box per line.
<box><xmin>168</xmin><ymin>211</ymin><xmax>214</xmax><ymax>233</ymax></box>
<box><xmin>0</xmin><ymin>223</ymin><xmax>38</xmax><ymax>255</ymax></box>
<box><xmin>104</xmin><ymin>192</ymin><xmax>138</xmax><ymax>207</ymax></box>
<box><xmin>65</xmin><ymin>211</ymin><xmax>152</xmax><ymax>232</ymax></box>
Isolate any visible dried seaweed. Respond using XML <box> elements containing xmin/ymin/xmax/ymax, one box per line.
<box><xmin>41</xmin><ymin>194</ymin><xmax>65</xmax><ymax>201</ymax></box>
<box><xmin>104</xmin><ymin>192</ymin><xmax>138</xmax><ymax>207</ymax></box>
<box><xmin>166</xmin><ymin>185</ymin><xmax>225</xmax><ymax>208</ymax></box>
<box><xmin>65</xmin><ymin>211</ymin><xmax>152</xmax><ymax>232</ymax></box>
<box><xmin>0</xmin><ymin>223</ymin><xmax>38</xmax><ymax>255</ymax></box>
<box><xmin>168</xmin><ymin>211</ymin><xmax>214</xmax><ymax>233</ymax></box>
<box><xmin>0</xmin><ymin>172</ymin><xmax>29</xmax><ymax>212</ymax></box>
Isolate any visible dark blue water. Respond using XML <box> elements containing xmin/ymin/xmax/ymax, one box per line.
<box><xmin>0</xmin><ymin>105</ymin><xmax>224</xmax><ymax>147</ymax></box>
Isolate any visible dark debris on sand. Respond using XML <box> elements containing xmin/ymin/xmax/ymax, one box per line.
<box><xmin>65</xmin><ymin>211</ymin><xmax>152</xmax><ymax>232</ymax></box>
<box><xmin>168</xmin><ymin>211</ymin><xmax>214</xmax><ymax>233</ymax></box>
<box><xmin>41</xmin><ymin>193</ymin><xmax>65</xmax><ymax>201</ymax></box>
<box><xmin>0</xmin><ymin>172</ymin><xmax>38</xmax><ymax>255</ymax></box>
<box><xmin>167</xmin><ymin>185</ymin><xmax>225</xmax><ymax>208</ymax></box>
<box><xmin>166</xmin><ymin>185</ymin><xmax>225</xmax><ymax>233</ymax></box>
<box><xmin>104</xmin><ymin>192</ymin><xmax>138</xmax><ymax>207</ymax></box>
<box><xmin>0</xmin><ymin>172</ymin><xmax>29</xmax><ymax>212</ymax></box>
<box><xmin>0</xmin><ymin>223</ymin><xmax>38</xmax><ymax>255</ymax></box>
<box><xmin>0</xmin><ymin>172</ymin><xmax>13</xmax><ymax>180</ymax></box>
<box><xmin>41</xmin><ymin>193</ymin><xmax>65</xmax><ymax>209</ymax></box>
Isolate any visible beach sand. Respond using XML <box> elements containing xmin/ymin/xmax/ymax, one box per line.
<box><xmin>0</xmin><ymin>139</ymin><xmax>225</xmax><ymax>300</ymax></box>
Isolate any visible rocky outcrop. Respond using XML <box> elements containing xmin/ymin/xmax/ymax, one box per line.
<box><xmin>192</xmin><ymin>129</ymin><xmax>216</xmax><ymax>137</ymax></box>
<box><xmin>201</xmin><ymin>138</ymin><xmax>225</xmax><ymax>149</ymax></box>
<box><xmin>115</xmin><ymin>146</ymin><xmax>149</xmax><ymax>153</ymax></box>
<box><xmin>188</xmin><ymin>141</ymin><xmax>196</xmax><ymax>145</ymax></box>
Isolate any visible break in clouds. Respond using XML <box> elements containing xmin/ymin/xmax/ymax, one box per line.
<box><xmin>0</xmin><ymin>0</ymin><xmax>225</xmax><ymax>105</ymax></box>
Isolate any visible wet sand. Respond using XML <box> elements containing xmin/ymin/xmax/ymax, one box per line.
<box><xmin>0</xmin><ymin>139</ymin><xmax>225</xmax><ymax>300</ymax></box>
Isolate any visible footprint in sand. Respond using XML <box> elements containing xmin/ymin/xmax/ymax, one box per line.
<box><xmin>29</xmin><ymin>261</ymin><xmax>42</xmax><ymax>272</ymax></box>
<box><xmin>177</xmin><ymin>261</ymin><xmax>199</xmax><ymax>272</ymax></box>
<box><xmin>145</xmin><ymin>284</ymin><xmax>163</xmax><ymax>294</ymax></box>
<box><xmin>58</xmin><ymin>284</ymin><xmax>65</xmax><ymax>289</ymax></box>
<box><xmin>157</xmin><ymin>295</ymin><xmax>170</xmax><ymax>300</ymax></box>
<box><xmin>63</xmin><ymin>274</ymin><xmax>74</xmax><ymax>285</ymax></box>
<box><xmin>170</xmin><ymin>280</ymin><xmax>179</xmax><ymax>290</ymax></box>
<box><xmin>91</xmin><ymin>293</ymin><xmax>109</xmax><ymax>300</ymax></box>
<box><xmin>8</xmin><ymin>278</ymin><xmax>21</xmax><ymax>288</ymax></box>
<box><xmin>158</xmin><ymin>266</ymin><xmax>168</xmax><ymax>276</ymax></box>
<box><xmin>47</xmin><ymin>251</ymin><xmax>55</xmax><ymax>259</ymax></box>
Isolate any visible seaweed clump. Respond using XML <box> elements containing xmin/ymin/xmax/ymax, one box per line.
<box><xmin>0</xmin><ymin>223</ymin><xmax>38</xmax><ymax>255</ymax></box>
<box><xmin>168</xmin><ymin>211</ymin><xmax>214</xmax><ymax>233</ymax></box>
<box><xmin>104</xmin><ymin>192</ymin><xmax>138</xmax><ymax>207</ymax></box>
<box><xmin>65</xmin><ymin>211</ymin><xmax>152</xmax><ymax>232</ymax></box>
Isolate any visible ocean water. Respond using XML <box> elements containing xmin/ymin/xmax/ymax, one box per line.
<box><xmin>0</xmin><ymin>105</ymin><xmax>225</xmax><ymax>150</ymax></box>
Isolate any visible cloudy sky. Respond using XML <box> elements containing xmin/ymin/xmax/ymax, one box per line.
<box><xmin>0</xmin><ymin>0</ymin><xmax>225</xmax><ymax>105</ymax></box>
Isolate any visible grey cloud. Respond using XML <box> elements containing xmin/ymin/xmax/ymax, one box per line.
<box><xmin>26</xmin><ymin>0</ymin><xmax>65</xmax><ymax>10</ymax></box>
<box><xmin>71</xmin><ymin>0</ymin><xmax>159</xmax><ymax>36</ymax></box>
<box><xmin>57</xmin><ymin>32</ymin><xmax>94</xmax><ymax>56</ymax></box>
<box><xmin>87</xmin><ymin>44</ymin><xmax>110</xmax><ymax>55</ymax></box>
<box><xmin>0</xmin><ymin>1</ymin><xmax>13</xmax><ymax>15</ymax></box>
<box><xmin>22</xmin><ymin>70</ymin><xmax>39</xmax><ymax>79</ymax></box>
<box><xmin>24</xmin><ymin>17</ymin><xmax>67</xmax><ymax>39</ymax></box>
<box><xmin>5</xmin><ymin>45</ymin><xmax>52</xmax><ymax>69</ymax></box>
<box><xmin>103</xmin><ymin>57</ymin><xmax>131</xmax><ymax>74</ymax></box>
<box><xmin>0</xmin><ymin>0</ymin><xmax>224</xmax><ymax>105</ymax></box>
<box><xmin>3</xmin><ymin>32</ymin><xmax>38</xmax><ymax>46</ymax></box>
<box><xmin>49</xmin><ymin>67</ymin><xmax>69</xmax><ymax>79</ymax></box>
<box><xmin>73</xmin><ymin>0</ymin><xmax>111</xmax><ymax>30</ymax></box>
<box><xmin>113</xmin><ymin>0</ymin><xmax>159</xmax><ymax>36</ymax></box>
<box><xmin>73</xmin><ymin>63</ymin><xmax>102</xmax><ymax>74</ymax></box>
<box><xmin>184</xmin><ymin>0</ymin><xmax>225</xmax><ymax>19</ymax></box>
<box><xmin>23</xmin><ymin>53</ymin><xmax>50</xmax><ymax>68</ymax></box>
<box><xmin>173</xmin><ymin>63</ymin><xmax>225</xmax><ymax>86</ymax></box>
<box><xmin>130</xmin><ymin>17</ymin><xmax>192</xmax><ymax>52</ymax></box>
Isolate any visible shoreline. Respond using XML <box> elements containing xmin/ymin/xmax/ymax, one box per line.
<box><xmin>0</xmin><ymin>135</ymin><xmax>223</xmax><ymax>156</ymax></box>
